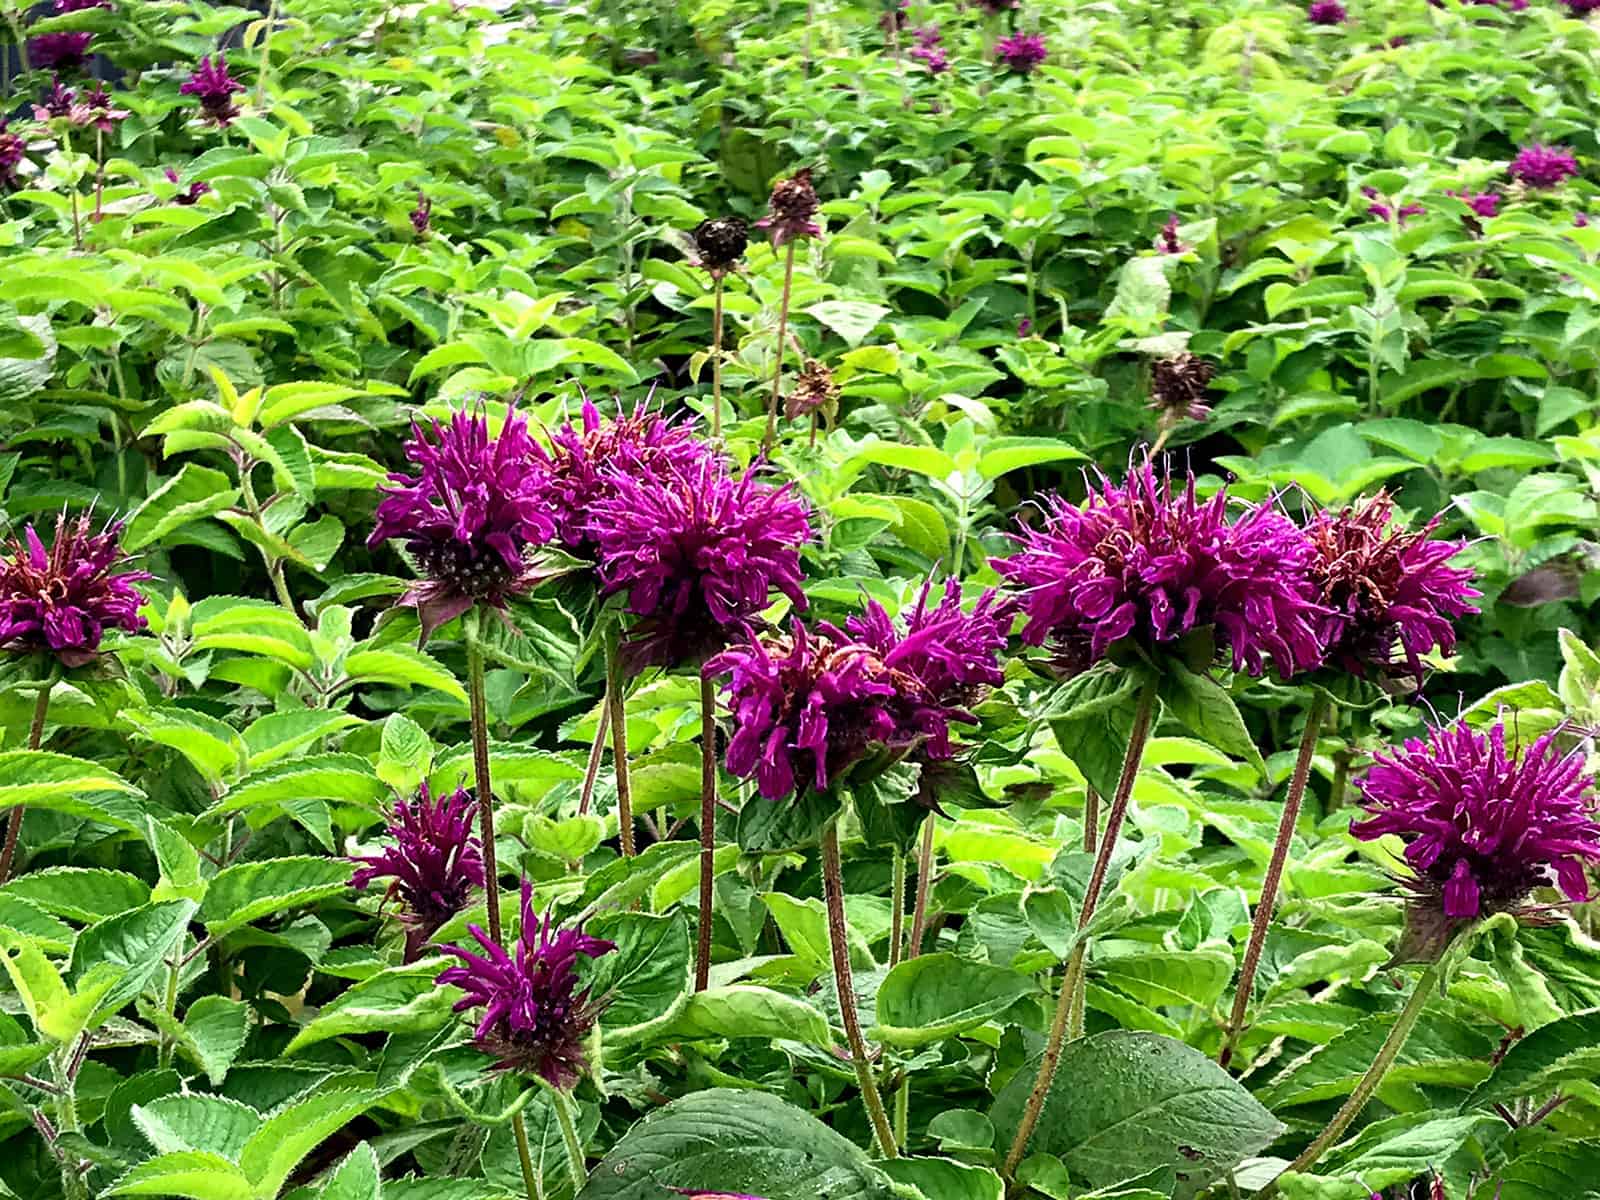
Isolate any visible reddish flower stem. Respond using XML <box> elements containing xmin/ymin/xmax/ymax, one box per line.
<box><xmin>763</xmin><ymin>241</ymin><xmax>798</xmax><ymax>453</ymax></box>
<box><xmin>605</xmin><ymin>636</ymin><xmax>636</xmax><ymax>857</ymax></box>
<box><xmin>464</xmin><ymin>627</ymin><xmax>502</xmax><ymax>946</ymax></box>
<box><xmin>695</xmin><ymin>671</ymin><xmax>717</xmax><ymax>991</ymax></box>
<box><xmin>907</xmin><ymin>813</ymin><xmax>936</xmax><ymax>960</ymax></box>
<box><xmin>711</xmin><ymin>274</ymin><xmax>725</xmax><ymax>440</ymax></box>
<box><xmin>576</xmin><ymin>699</ymin><xmax>610</xmax><ymax>817</ymax></box>
<box><xmin>0</xmin><ymin>684</ymin><xmax>51</xmax><ymax>885</ymax></box>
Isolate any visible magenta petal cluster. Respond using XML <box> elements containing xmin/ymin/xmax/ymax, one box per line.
<box><xmin>164</xmin><ymin>167</ymin><xmax>211</xmax><ymax>205</ymax></box>
<box><xmin>1563</xmin><ymin>0</ymin><xmax>1600</xmax><ymax>11</ymax></box>
<box><xmin>995</xmin><ymin>33</ymin><xmax>1048</xmax><ymax>73</ymax></box>
<box><xmin>589</xmin><ymin>455</ymin><xmax>810</xmax><ymax>669</ymax></box>
<box><xmin>0</xmin><ymin>512</ymin><xmax>150</xmax><ymax>667</ymax></box>
<box><xmin>1307</xmin><ymin>0</ymin><xmax>1347</xmax><ymax>23</ymax></box>
<box><xmin>352</xmin><ymin>784</ymin><xmax>485</xmax><ymax>948</ymax></box>
<box><xmin>535</xmin><ymin>397</ymin><xmax>716</xmax><ymax>556</ymax></box>
<box><xmin>1446</xmin><ymin>188</ymin><xmax>1500</xmax><ymax>219</ymax></box>
<box><xmin>994</xmin><ymin>461</ymin><xmax>1325</xmax><ymax>678</ymax></box>
<box><xmin>0</xmin><ymin>122</ymin><xmax>25</xmax><ymax>190</ymax></box>
<box><xmin>1362</xmin><ymin>187</ymin><xmax>1424</xmax><ymax>224</ymax></box>
<box><xmin>1352</xmin><ymin>722</ymin><xmax>1600</xmax><ymax>921</ymax></box>
<box><xmin>1509</xmin><ymin>144</ymin><xmax>1580</xmax><ymax>189</ymax></box>
<box><xmin>437</xmin><ymin>882</ymin><xmax>615</xmax><ymax>1088</ymax></box>
<box><xmin>180</xmin><ymin>54</ymin><xmax>245</xmax><ymax>127</ymax></box>
<box><xmin>1306</xmin><ymin>493</ymin><xmax>1479</xmax><ymax>684</ymax></box>
<box><xmin>369</xmin><ymin>404</ymin><xmax>557</xmax><ymax>640</ymax></box>
<box><xmin>27</xmin><ymin>33</ymin><xmax>94</xmax><ymax>72</ymax></box>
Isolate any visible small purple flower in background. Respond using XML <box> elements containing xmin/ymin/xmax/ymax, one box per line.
<box><xmin>82</xmin><ymin>84</ymin><xmax>128</xmax><ymax>133</ymax></box>
<box><xmin>1307</xmin><ymin>0</ymin><xmax>1348</xmax><ymax>23</ymax></box>
<box><xmin>352</xmin><ymin>784</ymin><xmax>485</xmax><ymax>960</ymax></box>
<box><xmin>438</xmin><ymin>881</ymin><xmax>615</xmax><ymax>1087</ymax></box>
<box><xmin>908</xmin><ymin>25</ymin><xmax>948</xmax><ymax>73</ymax></box>
<box><xmin>1562</xmin><ymin>0</ymin><xmax>1600</xmax><ymax>11</ymax></box>
<box><xmin>995</xmin><ymin>33</ymin><xmax>1048</xmax><ymax>73</ymax></box>
<box><xmin>754</xmin><ymin>168</ymin><xmax>822</xmax><ymax>248</ymax></box>
<box><xmin>784</xmin><ymin>359</ymin><xmax>839</xmax><ymax>423</ymax></box>
<box><xmin>34</xmin><ymin>77</ymin><xmax>80</xmax><ymax>121</ymax></box>
<box><xmin>1509</xmin><ymin>144</ymin><xmax>1580</xmax><ymax>190</ymax></box>
<box><xmin>672</xmin><ymin>1193</ymin><xmax>769</xmax><ymax>1199</ymax></box>
<box><xmin>409</xmin><ymin>191</ymin><xmax>431</xmax><ymax>237</ymax></box>
<box><xmin>589</xmin><ymin>455</ymin><xmax>811</xmax><ymax>669</ymax></box>
<box><xmin>1352</xmin><ymin>721</ymin><xmax>1600</xmax><ymax>927</ymax></box>
<box><xmin>181</xmin><ymin>54</ymin><xmax>245</xmax><ymax>128</ymax></box>
<box><xmin>1445</xmin><ymin>188</ymin><xmax>1500</xmax><ymax>220</ymax></box>
<box><xmin>164</xmin><ymin>167</ymin><xmax>211</xmax><ymax>205</ymax></box>
<box><xmin>1362</xmin><ymin>186</ymin><xmax>1424</xmax><ymax>225</ymax></box>
<box><xmin>1304</xmin><ymin>493</ymin><xmax>1479</xmax><ymax>686</ymax></box>
<box><xmin>1155</xmin><ymin>214</ymin><xmax>1189</xmax><ymax>254</ymax></box>
<box><xmin>368</xmin><ymin>404</ymin><xmax>557</xmax><ymax>641</ymax></box>
<box><xmin>976</xmin><ymin>0</ymin><xmax>1019</xmax><ymax>10</ymax></box>
<box><xmin>0</xmin><ymin>122</ymin><xmax>25</xmax><ymax>190</ymax></box>
<box><xmin>1017</xmin><ymin>317</ymin><xmax>1033</xmax><ymax>337</ymax></box>
<box><xmin>27</xmin><ymin>32</ymin><xmax>94</xmax><ymax>72</ymax></box>
<box><xmin>533</xmin><ymin>398</ymin><xmax>715</xmax><ymax>556</ymax></box>
<box><xmin>55</xmin><ymin>0</ymin><xmax>113</xmax><ymax>10</ymax></box>
<box><xmin>1578</xmin><ymin>212</ymin><xmax>1592</xmax><ymax>228</ymax></box>
<box><xmin>995</xmin><ymin>460</ymin><xmax>1326</xmax><ymax>678</ymax></box>
<box><xmin>0</xmin><ymin>512</ymin><xmax>150</xmax><ymax>667</ymax></box>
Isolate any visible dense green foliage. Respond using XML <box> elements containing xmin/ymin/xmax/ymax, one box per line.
<box><xmin>2</xmin><ymin>1</ymin><xmax>1600</xmax><ymax>1199</ymax></box>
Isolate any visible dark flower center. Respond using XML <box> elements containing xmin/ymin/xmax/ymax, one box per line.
<box><xmin>417</xmin><ymin>541</ymin><xmax>516</xmax><ymax>599</ymax></box>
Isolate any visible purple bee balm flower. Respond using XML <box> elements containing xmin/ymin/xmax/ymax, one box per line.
<box><xmin>27</xmin><ymin>32</ymin><xmax>93</xmax><ymax>72</ymax></box>
<box><xmin>352</xmin><ymin>784</ymin><xmax>485</xmax><ymax>959</ymax></box>
<box><xmin>1308</xmin><ymin>0</ymin><xmax>1347</xmax><ymax>22</ymax></box>
<box><xmin>994</xmin><ymin>460</ymin><xmax>1326</xmax><ymax>678</ymax></box>
<box><xmin>1509</xmin><ymin>144</ymin><xmax>1580</xmax><ymax>190</ymax></box>
<box><xmin>437</xmin><ymin>880</ymin><xmax>615</xmax><ymax>1088</ymax></box>
<box><xmin>34</xmin><ymin>77</ymin><xmax>80</xmax><ymax>121</ymax></box>
<box><xmin>1562</xmin><ymin>0</ymin><xmax>1600</xmax><ymax>11</ymax></box>
<box><xmin>909</xmin><ymin>41</ymin><xmax>949</xmax><ymax>73</ymax></box>
<box><xmin>0</xmin><ymin>512</ymin><xmax>150</xmax><ymax>668</ymax></box>
<box><xmin>368</xmin><ymin>404</ymin><xmax>558</xmax><ymax>642</ymax></box>
<box><xmin>753</xmin><ymin>168</ymin><xmax>822</xmax><ymax>248</ymax></box>
<box><xmin>0</xmin><ymin>122</ymin><xmax>25</xmax><ymax>190</ymax></box>
<box><xmin>1017</xmin><ymin>317</ymin><xmax>1033</xmax><ymax>337</ymax></box>
<box><xmin>588</xmin><ymin>456</ymin><xmax>810</xmax><ymax>670</ymax></box>
<box><xmin>1305</xmin><ymin>493</ymin><xmax>1479</xmax><ymax>685</ymax></box>
<box><xmin>1361</xmin><ymin>187</ymin><xmax>1424</xmax><ymax>224</ymax></box>
<box><xmin>409</xmin><ymin>191</ymin><xmax>431</xmax><ymax>237</ymax></box>
<box><xmin>1352</xmin><ymin>721</ymin><xmax>1600</xmax><ymax>925</ymax></box>
<box><xmin>163</xmin><ymin>167</ymin><xmax>211</xmax><ymax>205</ymax></box>
<box><xmin>995</xmin><ymin>32</ymin><xmax>1048</xmax><ymax>73</ymax></box>
<box><xmin>56</xmin><ymin>0</ymin><xmax>113</xmax><ymax>10</ymax></box>
<box><xmin>1155</xmin><ymin>214</ymin><xmax>1188</xmax><ymax>254</ymax></box>
<box><xmin>180</xmin><ymin>54</ymin><xmax>245</xmax><ymax>127</ymax></box>
<box><xmin>1445</xmin><ymin>189</ymin><xmax>1501</xmax><ymax>219</ymax></box>
<box><xmin>533</xmin><ymin>397</ymin><xmax>716</xmax><ymax>557</ymax></box>
<box><xmin>1578</xmin><ymin>212</ymin><xmax>1592</xmax><ymax>228</ymax></box>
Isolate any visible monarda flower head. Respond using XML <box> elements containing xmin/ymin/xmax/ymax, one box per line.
<box><xmin>352</xmin><ymin>784</ymin><xmax>485</xmax><ymax>958</ymax></box>
<box><xmin>164</xmin><ymin>167</ymin><xmax>210</xmax><ymax>205</ymax></box>
<box><xmin>784</xmin><ymin>359</ymin><xmax>840</xmax><ymax>422</ymax></box>
<box><xmin>1362</xmin><ymin>187</ymin><xmax>1424</xmax><ymax>224</ymax></box>
<box><xmin>27</xmin><ymin>33</ymin><xmax>93</xmax><ymax>72</ymax></box>
<box><xmin>754</xmin><ymin>168</ymin><xmax>822</xmax><ymax>248</ymax></box>
<box><xmin>368</xmin><ymin>404</ymin><xmax>557</xmax><ymax>640</ymax></box>
<box><xmin>180</xmin><ymin>54</ymin><xmax>245</xmax><ymax>127</ymax></box>
<box><xmin>410</xmin><ymin>191</ymin><xmax>431</xmax><ymax>238</ymax></box>
<box><xmin>994</xmin><ymin>461</ymin><xmax>1325</xmax><ymax>678</ymax></box>
<box><xmin>533</xmin><ymin>397</ymin><xmax>716</xmax><ymax>557</ymax></box>
<box><xmin>995</xmin><ymin>33</ymin><xmax>1048</xmax><ymax>73</ymax></box>
<box><xmin>588</xmin><ymin>455</ymin><xmax>810</xmax><ymax>670</ymax></box>
<box><xmin>1445</xmin><ymin>189</ymin><xmax>1500</xmax><ymax>220</ymax></box>
<box><xmin>1154</xmin><ymin>214</ymin><xmax>1188</xmax><ymax>254</ymax></box>
<box><xmin>1307</xmin><ymin>0</ymin><xmax>1347</xmax><ymax>22</ymax></box>
<box><xmin>1509</xmin><ymin>144</ymin><xmax>1580</xmax><ymax>190</ymax></box>
<box><xmin>1562</xmin><ymin>0</ymin><xmax>1600</xmax><ymax>12</ymax></box>
<box><xmin>0</xmin><ymin>122</ymin><xmax>25</xmax><ymax>190</ymax></box>
<box><xmin>0</xmin><ymin>512</ymin><xmax>149</xmax><ymax>667</ymax></box>
<box><xmin>1352</xmin><ymin>721</ymin><xmax>1600</xmax><ymax>931</ymax></box>
<box><xmin>691</xmin><ymin>215</ymin><xmax>748</xmax><ymax>274</ymax></box>
<box><xmin>1305</xmin><ymin>493</ymin><xmax>1478</xmax><ymax>686</ymax></box>
<box><xmin>438</xmin><ymin>881</ymin><xmax>615</xmax><ymax>1088</ymax></box>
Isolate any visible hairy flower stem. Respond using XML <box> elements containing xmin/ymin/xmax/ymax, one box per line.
<box><xmin>1329</xmin><ymin>746</ymin><xmax>1351</xmax><ymax>810</ymax></box>
<box><xmin>549</xmin><ymin>1088</ymin><xmax>587</xmax><ymax>1193</ymax></box>
<box><xmin>711</xmin><ymin>274</ymin><xmax>725</xmax><ymax>440</ymax></box>
<box><xmin>1083</xmin><ymin>786</ymin><xmax>1101</xmax><ymax>855</ymax></box>
<box><xmin>889</xmin><ymin>850</ymin><xmax>907</xmax><ymax>969</ymax></box>
<box><xmin>763</xmin><ymin>241</ymin><xmax>798</xmax><ymax>453</ymax></box>
<box><xmin>1221</xmin><ymin>695</ymin><xmax>1328</xmax><ymax>1068</ymax></box>
<box><xmin>908</xmin><ymin>813</ymin><xmax>936</xmax><ymax>960</ymax></box>
<box><xmin>604</xmin><ymin>635</ymin><xmax>636</xmax><ymax>857</ymax></box>
<box><xmin>1253</xmin><ymin>954</ymin><xmax>1450</xmax><ymax>1200</ymax></box>
<box><xmin>822</xmin><ymin>827</ymin><xmax>898</xmax><ymax>1158</ymax></box>
<box><xmin>695</xmin><ymin>672</ymin><xmax>717</xmax><ymax>991</ymax></box>
<box><xmin>1002</xmin><ymin>680</ymin><xmax>1158</xmax><ymax>1182</ymax></box>
<box><xmin>465</xmin><ymin>617</ymin><xmax>503</xmax><ymax>946</ymax></box>
<box><xmin>576</xmin><ymin>700</ymin><xmax>610</xmax><ymax>817</ymax></box>
<box><xmin>0</xmin><ymin>684</ymin><xmax>51</xmax><ymax>885</ymax></box>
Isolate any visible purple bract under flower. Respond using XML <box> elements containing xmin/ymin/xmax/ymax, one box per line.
<box><xmin>994</xmin><ymin>461</ymin><xmax>1325</xmax><ymax>678</ymax></box>
<box><xmin>181</xmin><ymin>54</ymin><xmax>245</xmax><ymax>127</ymax></box>
<box><xmin>1509</xmin><ymin>144</ymin><xmax>1580</xmax><ymax>189</ymax></box>
<box><xmin>534</xmin><ymin>398</ymin><xmax>715</xmax><ymax>556</ymax></box>
<box><xmin>1305</xmin><ymin>493</ymin><xmax>1479</xmax><ymax>685</ymax></box>
<box><xmin>438</xmin><ymin>881</ymin><xmax>615</xmax><ymax>1088</ymax></box>
<box><xmin>1307</xmin><ymin>0</ymin><xmax>1347</xmax><ymax>22</ymax></box>
<box><xmin>28</xmin><ymin>33</ymin><xmax>93</xmax><ymax>72</ymax></box>
<box><xmin>995</xmin><ymin>33</ymin><xmax>1048</xmax><ymax>73</ymax></box>
<box><xmin>0</xmin><ymin>122</ymin><xmax>25</xmax><ymax>190</ymax></box>
<box><xmin>1362</xmin><ymin>187</ymin><xmax>1424</xmax><ymax>225</ymax></box>
<box><xmin>1352</xmin><ymin>722</ymin><xmax>1600</xmax><ymax>922</ymax></box>
<box><xmin>0</xmin><ymin>512</ymin><xmax>150</xmax><ymax>667</ymax></box>
<box><xmin>352</xmin><ymin>784</ymin><xmax>484</xmax><ymax>953</ymax></box>
<box><xmin>1446</xmin><ymin>189</ymin><xmax>1500</xmax><ymax>219</ymax></box>
<box><xmin>164</xmin><ymin>167</ymin><xmax>211</xmax><ymax>205</ymax></box>
<box><xmin>754</xmin><ymin>168</ymin><xmax>822</xmax><ymax>248</ymax></box>
<box><xmin>369</xmin><ymin>404</ymin><xmax>557</xmax><ymax>641</ymax></box>
<box><xmin>1155</xmin><ymin>214</ymin><xmax>1188</xmax><ymax>254</ymax></box>
<box><xmin>410</xmin><ymin>191</ymin><xmax>431</xmax><ymax>237</ymax></box>
<box><xmin>589</xmin><ymin>455</ymin><xmax>810</xmax><ymax>669</ymax></box>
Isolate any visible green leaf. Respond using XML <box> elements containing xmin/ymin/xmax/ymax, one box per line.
<box><xmin>124</xmin><ymin>709</ymin><xmax>247</xmax><ymax>786</ymax></box>
<box><xmin>574</xmin><ymin>1089</ymin><xmax>897</xmax><ymax>1200</ymax></box>
<box><xmin>345</xmin><ymin>646</ymin><xmax>468</xmax><ymax>704</ymax></box>
<box><xmin>108</xmin><ymin>1151</ymin><xmax>255</xmax><ymax>1200</ymax></box>
<box><xmin>1045</xmin><ymin>667</ymin><xmax>1153</xmax><ymax>801</ymax></box>
<box><xmin>192</xmin><ymin>598</ymin><xmax>316</xmax><ymax>669</ymax></box>
<box><xmin>586</xmin><ymin>911</ymin><xmax>692</xmax><ymax>1044</ymax></box>
<box><xmin>883</xmin><ymin>1157</ymin><xmax>1003</xmax><ymax>1200</ymax></box>
<box><xmin>213</xmin><ymin>755</ymin><xmax>387</xmax><ymax>820</ymax></box>
<box><xmin>283</xmin><ymin>960</ymin><xmax>455</xmax><ymax>1055</ymax></box>
<box><xmin>989</xmin><ymin>1031</ymin><xmax>1284</xmax><ymax>1196</ymax></box>
<box><xmin>1465</xmin><ymin>1008</ymin><xmax>1600</xmax><ymax>1111</ymax></box>
<box><xmin>2</xmin><ymin>867</ymin><xmax>150</xmax><ymax>923</ymax></box>
<box><xmin>242</xmin><ymin>711</ymin><xmax>362</xmax><ymax>771</ymax></box>
<box><xmin>1160</xmin><ymin>666</ymin><xmax>1266</xmax><ymax>775</ymax></box>
<box><xmin>240</xmin><ymin>1089</ymin><xmax>381</xmax><ymax>1199</ymax></box>
<box><xmin>1261</xmin><ymin>1010</ymin><xmax>1495</xmax><ymax>1108</ymax></box>
<box><xmin>1495</xmin><ymin>1141</ymin><xmax>1600</xmax><ymax>1200</ymax></box>
<box><xmin>69</xmin><ymin>900</ymin><xmax>198</xmax><ymax>1029</ymax></box>
<box><xmin>198</xmin><ymin>857</ymin><xmax>353</xmax><ymax>936</ymax></box>
<box><xmin>668</xmin><ymin>984</ymin><xmax>832</xmax><ymax>1048</ymax></box>
<box><xmin>872</xmin><ymin>954</ymin><xmax>1039</xmax><ymax>1047</ymax></box>
<box><xmin>123</xmin><ymin>465</ymin><xmax>241</xmax><ymax>552</ymax></box>
<box><xmin>316</xmin><ymin>1144</ymin><xmax>381</xmax><ymax>1200</ymax></box>
<box><xmin>1275</xmin><ymin>1113</ymin><xmax>1501</xmax><ymax>1200</ymax></box>
<box><xmin>132</xmin><ymin>1093</ymin><xmax>262</xmax><ymax>1159</ymax></box>
<box><xmin>0</xmin><ymin>750</ymin><xmax>145</xmax><ymax>829</ymax></box>
<box><xmin>1096</xmin><ymin>948</ymin><xmax>1234</xmax><ymax>1011</ymax></box>
<box><xmin>147</xmin><ymin>818</ymin><xmax>206</xmax><ymax>904</ymax></box>
<box><xmin>975</xmin><ymin>436</ymin><xmax>1085</xmax><ymax>481</ymax></box>
<box><xmin>181</xmin><ymin>996</ymin><xmax>252</xmax><ymax>1086</ymax></box>
<box><xmin>256</xmin><ymin>382</ymin><xmax>369</xmax><ymax>429</ymax></box>
<box><xmin>806</xmin><ymin>301</ymin><xmax>891</xmax><ymax>347</ymax></box>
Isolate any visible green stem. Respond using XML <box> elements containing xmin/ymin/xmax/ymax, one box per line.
<box><xmin>604</xmin><ymin>634</ymin><xmax>635</xmax><ymax>857</ymax></box>
<box><xmin>0</xmin><ymin>683</ymin><xmax>51</xmax><ymax>885</ymax></box>
<box><xmin>894</xmin><ymin>1070</ymin><xmax>910</xmax><ymax>1152</ymax></box>
<box><xmin>158</xmin><ymin>958</ymin><xmax>180</xmax><ymax>1069</ymax></box>
<box><xmin>695</xmin><ymin>671</ymin><xmax>717</xmax><ymax>991</ymax></box>
<box><xmin>711</xmin><ymin>274</ymin><xmax>725</xmax><ymax>440</ymax></box>
<box><xmin>511</xmin><ymin>1110</ymin><xmax>542</xmax><ymax>1200</ymax></box>
<box><xmin>576</xmin><ymin>699</ymin><xmax>610</xmax><ymax>817</ymax></box>
<box><xmin>1220</xmin><ymin>694</ymin><xmax>1328</xmax><ymax>1069</ymax></box>
<box><xmin>763</xmin><ymin>241</ymin><xmax>798</xmax><ymax>453</ymax></box>
<box><xmin>1253</xmin><ymin>954</ymin><xmax>1451</xmax><ymax>1200</ymax></box>
<box><xmin>255</xmin><ymin>0</ymin><xmax>279</xmax><ymax>108</ymax></box>
<box><xmin>550</xmin><ymin>1089</ymin><xmax>587</xmax><ymax>1193</ymax></box>
<box><xmin>1082</xmin><ymin>786</ymin><xmax>1101</xmax><ymax>856</ymax></box>
<box><xmin>1002</xmin><ymin>679</ymin><xmax>1158</xmax><ymax>1181</ymax></box>
<box><xmin>465</xmin><ymin>614</ymin><xmax>503</xmax><ymax>946</ymax></box>
<box><xmin>907</xmin><ymin>813</ymin><xmax>935</xmax><ymax>961</ymax></box>
<box><xmin>821</xmin><ymin>827</ymin><xmax>898</xmax><ymax>1158</ymax></box>
<box><xmin>888</xmin><ymin>849</ymin><xmax>907</xmax><ymax>970</ymax></box>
